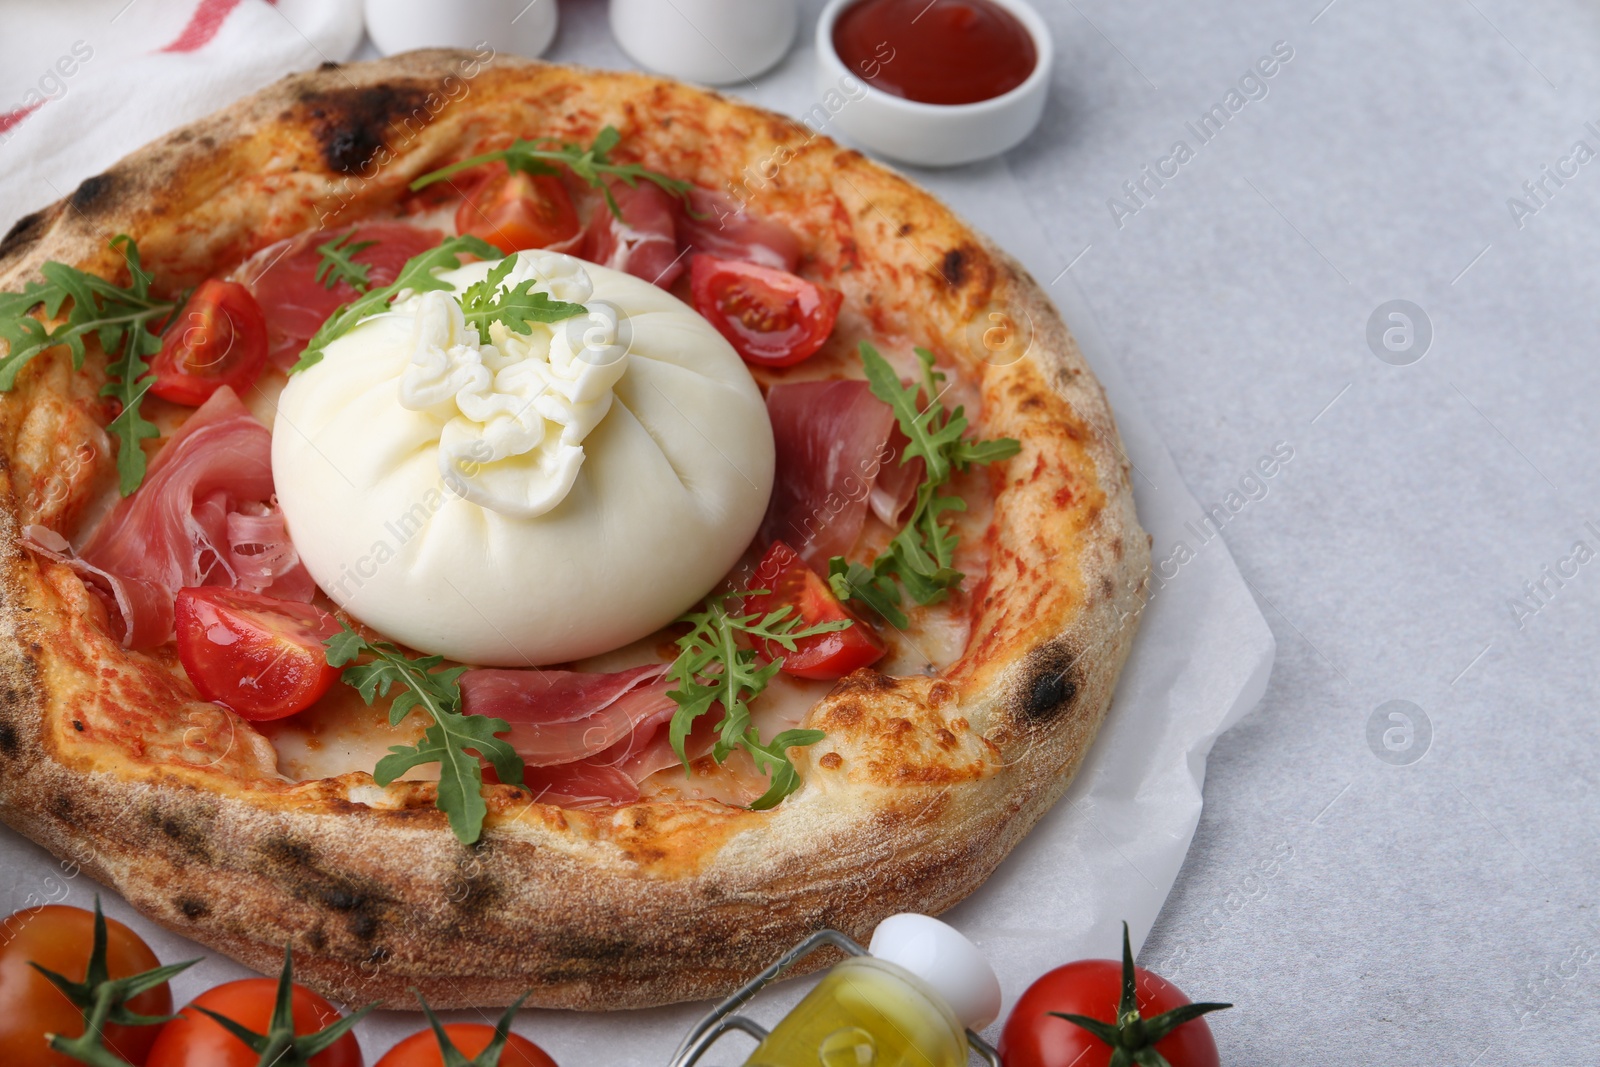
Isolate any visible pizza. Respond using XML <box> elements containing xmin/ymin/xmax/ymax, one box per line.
<box><xmin>0</xmin><ymin>50</ymin><xmax>1148</xmax><ymax>1010</ymax></box>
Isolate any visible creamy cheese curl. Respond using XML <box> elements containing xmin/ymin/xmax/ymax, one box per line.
<box><xmin>272</xmin><ymin>252</ymin><xmax>775</xmax><ymax>666</ymax></box>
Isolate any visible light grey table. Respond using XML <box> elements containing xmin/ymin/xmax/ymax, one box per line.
<box><xmin>533</xmin><ymin>0</ymin><xmax>1596</xmax><ymax>1062</ymax></box>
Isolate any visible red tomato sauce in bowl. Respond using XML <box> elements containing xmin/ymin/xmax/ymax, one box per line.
<box><xmin>833</xmin><ymin>0</ymin><xmax>1039</xmax><ymax>106</ymax></box>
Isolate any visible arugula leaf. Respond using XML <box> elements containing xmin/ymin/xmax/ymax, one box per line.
<box><xmin>665</xmin><ymin>593</ymin><xmax>848</xmax><ymax>810</ymax></box>
<box><xmin>293</xmin><ymin>234</ymin><xmax>502</xmax><ymax>373</ymax></box>
<box><xmin>98</xmin><ymin>238</ymin><xmax>165</xmax><ymax>496</ymax></box>
<box><xmin>884</xmin><ymin>490</ymin><xmax>966</xmax><ymax>602</ymax></box>
<box><xmin>325</xmin><ymin>623</ymin><xmax>523</xmax><ymax>845</ymax></box>
<box><xmin>409</xmin><ymin>125</ymin><xmax>695</xmax><ymax>220</ymax></box>
<box><xmin>860</xmin><ymin>343</ymin><xmax>967</xmax><ymax>486</ymax></box>
<box><xmin>102</xmin><ymin>329</ymin><xmax>161</xmax><ymax>497</ymax></box>
<box><xmin>458</xmin><ymin>256</ymin><xmax>588</xmax><ymax>344</ymax></box>
<box><xmin>744</xmin><ymin>728</ymin><xmax>828</xmax><ymax>811</ymax></box>
<box><xmin>953</xmin><ymin>435</ymin><xmax>1026</xmax><ymax>467</ymax></box>
<box><xmin>828</xmin><ymin>557</ymin><xmax>908</xmax><ymax>630</ymax></box>
<box><xmin>0</xmin><ymin>235</ymin><xmax>176</xmax><ymax>495</ymax></box>
<box><xmin>831</xmin><ymin>343</ymin><xmax>1022</xmax><ymax>620</ymax></box>
<box><xmin>372</xmin><ymin>716</ymin><xmax>523</xmax><ymax>846</ymax></box>
<box><xmin>313</xmin><ymin>229</ymin><xmax>378</xmax><ymax>292</ymax></box>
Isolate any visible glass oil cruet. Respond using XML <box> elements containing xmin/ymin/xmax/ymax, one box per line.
<box><xmin>737</xmin><ymin>914</ymin><xmax>1002</xmax><ymax>1067</ymax></box>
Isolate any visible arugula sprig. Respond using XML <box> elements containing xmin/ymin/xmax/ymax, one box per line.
<box><xmin>666</xmin><ymin>593</ymin><xmax>847</xmax><ymax>810</ymax></box>
<box><xmin>325</xmin><ymin>623</ymin><xmax>524</xmax><ymax>845</ymax></box>
<box><xmin>313</xmin><ymin>229</ymin><xmax>378</xmax><ymax>293</ymax></box>
<box><xmin>190</xmin><ymin>946</ymin><xmax>375</xmax><ymax>1067</ymax></box>
<box><xmin>37</xmin><ymin>897</ymin><xmax>198</xmax><ymax>1067</ymax></box>
<box><xmin>828</xmin><ymin>343</ymin><xmax>1021</xmax><ymax>628</ymax></box>
<box><xmin>293</xmin><ymin>234</ymin><xmax>503</xmax><ymax>373</ymax></box>
<box><xmin>0</xmin><ymin>235</ymin><xmax>174</xmax><ymax>495</ymax></box>
<box><xmin>458</xmin><ymin>257</ymin><xmax>588</xmax><ymax>344</ymax></box>
<box><xmin>827</xmin><ymin>558</ymin><xmax>907</xmax><ymax>629</ymax></box>
<box><xmin>410</xmin><ymin>125</ymin><xmax>694</xmax><ymax>220</ymax></box>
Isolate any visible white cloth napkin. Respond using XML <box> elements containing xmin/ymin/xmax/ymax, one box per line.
<box><xmin>0</xmin><ymin>0</ymin><xmax>363</xmax><ymax>240</ymax></box>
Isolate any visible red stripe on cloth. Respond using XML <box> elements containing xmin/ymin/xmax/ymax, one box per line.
<box><xmin>0</xmin><ymin>100</ymin><xmax>44</xmax><ymax>135</ymax></box>
<box><xmin>159</xmin><ymin>0</ymin><xmax>277</xmax><ymax>54</ymax></box>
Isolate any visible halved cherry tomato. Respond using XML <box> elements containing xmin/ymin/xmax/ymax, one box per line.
<box><xmin>375</xmin><ymin>1023</ymin><xmax>558</xmax><ymax>1067</ymax></box>
<box><xmin>0</xmin><ymin>905</ymin><xmax>172</xmax><ymax>1067</ymax></box>
<box><xmin>174</xmin><ymin>588</ymin><xmax>341</xmax><ymax>721</ymax></box>
<box><xmin>456</xmin><ymin>165</ymin><xmax>581</xmax><ymax>255</ymax></box>
<box><xmin>146</xmin><ymin>978</ymin><xmax>362</xmax><ymax>1067</ymax></box>
<box><xmin>690</xmin><ymin>255</ymin><xmax>842</xmax><ymax>367</ymax></box>
<box><xmin>745</xmin><ymin>540</ymin><xmax>885</xmax><ymax>680</ymax></box>
<box><xmin>147</xmin><ymin>280</ymin><xmax>268</xmax><ymax>406</ymax></box>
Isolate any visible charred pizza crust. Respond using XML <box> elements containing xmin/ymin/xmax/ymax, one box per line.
<box><xmin>0</xmin><ymin>51</ymin><xmax>1149</xmax><ymax>1009</ymax></box>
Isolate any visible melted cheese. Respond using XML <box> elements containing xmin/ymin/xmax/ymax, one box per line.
<box><xmin>257</xmin><ymin>684</ymin><xmax>431</xmax><ymax>782</ymax></box>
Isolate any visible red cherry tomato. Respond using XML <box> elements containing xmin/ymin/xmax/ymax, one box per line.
<box><xmin>147</xmin><ymin>280</ymin><xmax>268</xmax><ymax>406</ymax></box>
<box><xmin>146</xmin><ymin>978</ymin><xmax>362</xmax><ymax>1067</ymax></box>
<box><xmin>174</xmin><ymin>588</ymin><xmax>341</xmax><ymax>721</ymax></box>
<box><xmin>375</xmin><ymin>1023</ymin><xmax>558</xmax><ymax>1067</ymax></box>
<box><xmin>0</xmin><ymin>905</ymin><xmax>172</xmax><ymax>1067</ymax></box>
<box><xmin>456</xmin><ymin>166</ymin><xmax>581</xmax><ymax>255</ymax></box>
<box><xmin>744</xmin><ymin>540</ymin><xmax>885</xmax><ymax>680</ymax></box>
<box><xmin>689</xmin><ymin>255</ymin><xmax>842</xmax><ymax>367</ymax></box>
<box><xmin>998</xmin><ymin>959</ymin><xmax>1222</xmax><ymax>1067</ymax></box>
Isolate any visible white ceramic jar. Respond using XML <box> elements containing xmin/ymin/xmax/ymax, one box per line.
<box><xmin>365</xmin><ymin>0</ymin><xmax>559</xmax><ymax>58</ymax></box>
<box><xmin>815</xmin><ymin>0</ymin><xmax>1052</xmax><ymax>167</ymax></box>
<box><xmin>609</xmin><ymin>0</ymin><xmax>798</xmax><ymax>86</ymax></box>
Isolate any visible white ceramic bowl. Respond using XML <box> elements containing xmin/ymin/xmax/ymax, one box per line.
<box><xmin>815</xmin><ymin>0</ymin><xmax>1052</xmax><ymax>167</ymax></box>
<box><xmin>365</xmin><ymin>0</ymin><xmax>558</xmax><ymax>59</ymax></box>
<box><xmin>610</xmin><ymin>0</ymin><xmax>799</xmax><ymax>86</ymax></box>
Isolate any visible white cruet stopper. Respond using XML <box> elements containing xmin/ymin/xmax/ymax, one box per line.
<box><xmin>867</xmin><ymin>914</ymin><xmax>1003</xmax><ymax>1030</ymax></box>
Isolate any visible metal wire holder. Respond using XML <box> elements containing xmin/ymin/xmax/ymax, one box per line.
<box><xmin>666</xmin><ymin>928</ymin><xmax>1002</xmax><ymax>1067</ymax></box>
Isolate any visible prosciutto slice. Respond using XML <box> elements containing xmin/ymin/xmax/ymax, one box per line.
<box><xmin>676</xmin><ymin>187</ymin><xmax>801</xmax><ymax>273</ymax></box>
<box><xmin>582</xmin><ymin>177</ymin><xmax>686</xmax><ymax>288</ymax></box>
<box><xmin>462</xmin><ymin>663</ymin><xmax>730</xmax><ymax>807</ymax></box>
<box><xmin>69</xmin><ymin>387</ymin><xmax>311</xmax><ymax>646</ymax></box>
<box><xmin>519</xmin><ymin>761</ymin><xmax>643</xmax><ymax>807</ymax></box>
<box><xmin>227</xmin><ymin>503</ymin><xmax>316</xmax><ymax>602</ymax></box>
<box><xmin>518</xmin><ymin>697</ymin><xmax>685</xmax><ymax>807</ymax></box>
<box><xmin>758</xmin><ymin>379</ymin><xmax>924</xmax><ymax>568</ymax></box>
<box><xmin>869</xmin><ymin>421</ymin><xmax>922</xmax><ymax>527</ymax></box>
<box><xmin>514</xmin><ymin>691</ymin><xmax>723</xmax><ymax>807</ymax></box>
<box><xmin>461</xmin><ymin>663</ymin><xmax>677</xmax><ymax>769</ymax></box>
<box><xmin>238</xmin><ymin>221</ymin><xmax>443</xmax><ymax>370</ymax></box>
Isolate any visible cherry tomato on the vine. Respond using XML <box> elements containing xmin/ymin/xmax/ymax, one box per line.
<box><xmin>146</xmin><ymin>978</ymin><xmax>363</xmax><ymax>1067</ymax></box>
<box><xmin>0</xmin><ymin>904</ymin><xmax>172</xmax><ymax>1067</ymax></box>
<box><xmin>375</xmin><ymin>1023</ymin><xmax>559</xmax><ymax>1067</ymax></box>
<box><xmin>998</xmin><ymin>924</ymin><xmax>1229</xmax><ymax>1067</ymax></box>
